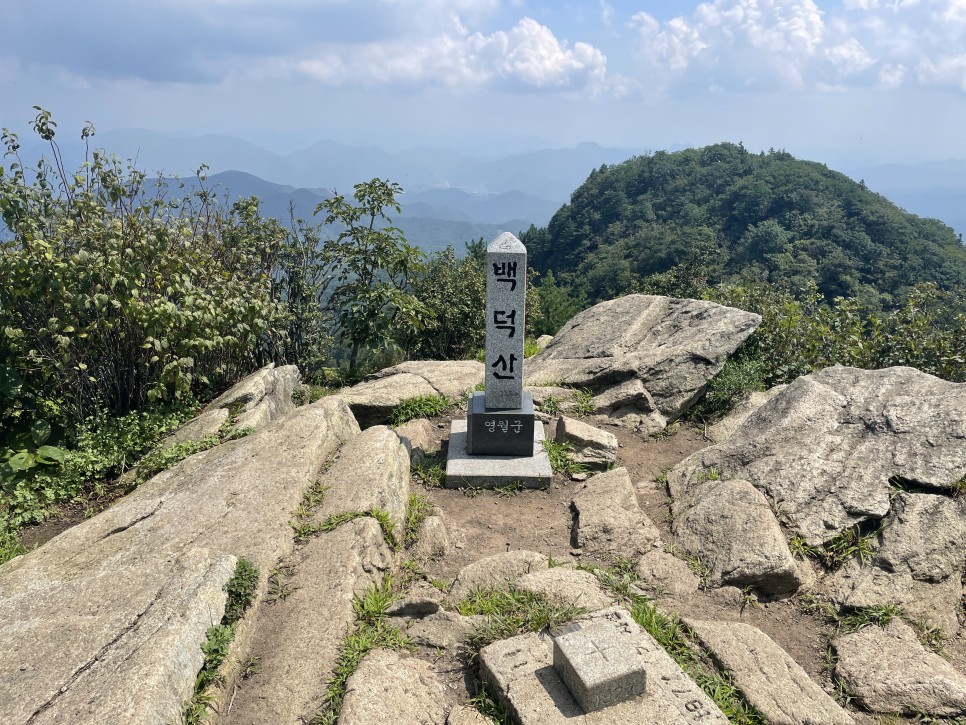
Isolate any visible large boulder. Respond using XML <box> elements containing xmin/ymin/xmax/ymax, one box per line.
<box><xmin>0</xmin><ymin>397</ymin><xmax>360</xmax><ymax>725</ymax></box>
<box><xmin>827</xmin><ymin>492</ymin><xmax>966</xmax><ymax>634</ymax></box>
<box><xmin>668</xmin><ymin>366</ymin><xmax>966</xmax><ymax>546</ymax></box>
<box><xmin>339</xmin><ymin>360</ymin><xmax>483</xmax><ymax>427</ymax></box>
<box><xmin>446</xmin><ymin>550</ymin><xmax>549</xmax><ymax>603</ymax></box>
<box><xmin>672</xmin><ymin>478</ymin><xmax>804</xmax><ymax>595</ymax></box>
<box><xmin>525</xmin><ymin>295</ymin><xmax>760</xmax><ymax>431</ymax></box>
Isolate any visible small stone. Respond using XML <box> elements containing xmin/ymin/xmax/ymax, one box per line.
<box><xmin>635</xmin><ymin>551</ymin><xmax>700</xmax><ymax>597</ymax></box>
<box><xmin>446</xmin><ymin>550</ymin><xmax>549</xmax><ymax>603</ymax></box>
<box><xmin>394</xmin><ymin>418</ymin><xmax>438</xmax><ymax>464</ymax></box>
<box><xmin>571</xmin><ymin>468</ymin><xmax>662</xmax><ymax>561</ymax></box>
<box><xmin>515</xmin><ymin>567</ymin><xmax>615</xmax><ymax>610</ymax></box>
<box><xmin>555</xmin><ymin>416</ymin><xmax>618</xmax><ymax>470</ymax></box>
<box><xmin>412</xmin><ymin>515</ymin><xmax>450</xmax><ymax>561</ymax></box>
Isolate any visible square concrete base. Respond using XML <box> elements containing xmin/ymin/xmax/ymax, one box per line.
<box><xmin>445</xmin><ymin>419</ymin><xmax>552</xmax><ymax>489</ymax></box>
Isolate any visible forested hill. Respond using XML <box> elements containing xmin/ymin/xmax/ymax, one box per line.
<box><xmin>521</xmin><ymin>143</ymin><xmax>966</xmax><ymax>306</ymax></box>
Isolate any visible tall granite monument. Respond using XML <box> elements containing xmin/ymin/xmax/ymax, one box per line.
<box><xmin>445</xmin><ymin>233</ymin><xmax>552</xmax><ymax>488</ymax></box>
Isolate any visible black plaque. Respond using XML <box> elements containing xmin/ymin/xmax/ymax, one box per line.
<box><xmin>466</xmin><ymin>391</ymin><xmax>535</xmax><ymax>457</ymax></box>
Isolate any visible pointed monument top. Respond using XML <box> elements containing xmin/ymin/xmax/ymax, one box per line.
<box><xmin>488</xmin><ymin>232</ymin><xmax>526</xmax><ymax>254</ymax></box>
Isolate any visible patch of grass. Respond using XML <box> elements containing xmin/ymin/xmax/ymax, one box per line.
<box><xmin>293</xmin><ymin>384</ymin><xmax>333</xmax><ymax>406</ymax></box>
<box><xmin>390</xmin><ymin>394</ymin><xmax>453</xmax><ymax>426</ymax></box>
<box><xmin>821</xmin><ymin>524</ymin><xmax>879</xmax><ymax>568</ymax></box>
<box><xmin>570</xmin><ymin>388</ymin><xmax>595</xmax><ymax>417</ymax></box>
<box><xmin>540</xmin><ymin>394</ymin><xmax>563</xmax><ymax>416</ymax></box>
<box><xmin>654</xmin><ymin>468</ymin><xmax>670</xmax><ymax>490</ymax></box>
<box><xmin>543</xmin><ymin>440</ymin><xmax>587</xmax><ymax>477</ymax></box>
<box><xmin>312</xmin><ymin>576</ymin><xmax>409</xmax><ymax>725</ymax></box>
<box><xmin>494</xmin><ymin>480</ymin><xmax>526</xmax><ymax>497</ymax></box>
<box><xmin>952</xmin><ymin>475</ymin><xmax>966</xmax><ymax>498</ymax></box>
<box><xmin>686</xmin><ymin>555</ymin><xmax>714</xmax><ymax>589</ymax></box>
<box><xmin>134</xmin><ymin>434</ymin><xmax>221</xmax><ymax>485</ymax></box>
<box><xmin>469</xmin><ymin>680</ymin><xmax>512</xmax><ymax>725</ymax></box>
<box><xmin>266</xmin><ymin>565</ymin><xmax>296</xmax><ymax>603</ymax></box>
<box><xmin>695</xmin><ymin>467</ymin><xmax>721</xmax><ymax>483</ymax></box>
<box><xmin>227</xmin><ymin>426</ymin><xmax>256</xmax><ymax>440</ymax></box>
<box><xmin>369</xmin><ymin>508</ymin><xmax>400</xmax><ymax>551</ymax></box>
<box><xmin>412</xmin><ymin>455</ymin><xmax>445</xmax><ymax>488</ymax></box>
<box><xmin>404</xmin><ymin>493</ymin><xmax>433</xmax><ymax>548</ymax></box>
<box><xmin>0</xmin><ymin>527</ymin><xmax>25</xmax><ymax>566</ymax></box>
<box><xmin>788</xmin><ymin>535</ymin><xmax>822</xmax><ymax>560</ymax></box>
<box><xmin>523</xmin><ymin>338</ymin><xmax>542</xmax><ymax>358</ymax></box>
<box><xmin>838</xmin><ymin>603</ymin><xmax>904</xmax><ymax>633</ymax></box>
<box><xmin>240</xmin><ymin>656</ymin><xmax>260</xmax><ymax>680</ymax></box>
<box><xmin>649</xmin><ymin>422</ymin><xmax>681</xmax><ymax>440</ymax></box>
<box><xmin>910</xmin><ymin>617</ymin><xmax>946</xmax><ymax>654</ymax></box>
<box><xmin>223</xmin><ymin>558</ymin><xmax>260</xmax><ymax>625</ymax></box>
<box><xmin>690</xmin><ymin>670</ymin><xmax>765</xmax><ymax>724</ymax></box>
<box><xmin>458</xmin><ymin>586</ymin><xmax>588</xmax><ymax>655</ymax></box>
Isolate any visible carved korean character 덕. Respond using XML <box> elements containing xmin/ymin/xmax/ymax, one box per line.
<box><xmin>491</xmin><ymin>353</ymin><xmax>518</xmax><ymax>380</ymax></box>
<box><xmin>493</xmin><ymin>309</ymin><xmax>517</xmax><ymax>337</ymax></box>
<box><xmin>492</xmin><ymin>261</ymin><xmax>518</xmax><ymax>290</ymax></box>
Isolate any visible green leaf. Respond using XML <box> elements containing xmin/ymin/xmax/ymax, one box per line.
<box><xmin>7</xmin><ymin>450</ymin><xmax>35</xmax><ymax>472</ymax></box>
<box><xmin>35</xmin><ymin>445</ymin><xmax>67</xmax><ymax>465</ymax></box>
<box><xmin>30</xmin><ymin>419</ymin><xmax>52</xmax><ymax>446</ymax></box>
<box><xmin>0</xmin><ymin>366</ymin><xmax>22</xmax><ymax>398</ymax></box>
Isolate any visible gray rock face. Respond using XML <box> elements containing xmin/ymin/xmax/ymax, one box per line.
<box><xmin>339</xmin><ymin>648</ymin><xmax>453</xmax><ymax>725</ymax></box>
<box><xmin>394</xmin><ymin>417</ymin><xmax>438</xmax><ymax>464</ymax></box>
<box><xmin>668</xmin><ymin>366</ymin><xmax>966</xmax><ymax>546</ymax></box>
<box><xmin>525</xmin><ymin>295</ymin><xmax>760</xmax><ymax>428</ymax></box>
<box><xmin>827</xmin><ymin>492</ymin><xmax>966</xmax><ymax>634</ymax></box>
<box><xmin>448</xmin><ymin>705</ymin><xmax>492</xmax><ymax>725</ymax></box>
<box><xmin>571</xmin><ymin>468</ymin><xmax>662</xmax><ymax>561</ymax></box>
<box><xmin>480</xmin><ymin>607</ymin><xmax>728</xmax><ymax>724</ymax></box>
<box><xmin>400</xmin><ymin>610</ymin><xmax>485</xmax><ymax>650</ymax></box>
<box><xmin>590</xmin><ymin>378</ymin><xmax>668</xmax><ymax>433</ymax></box>
<box><xmin>514</xmin><ymin>567</ymin><xmax>616</xmax><ymax>610</ymax></box>
<box><xmin>313</xmin><ymin>424</ymin><xmax>411</xmax><ymax>534</ymax></box>
<box><xmin>340</xmin><ymin>360</ymin><xmax>483</xmax><ymax>426</ymax></box>
<box><xmin>635</xmin><ymin>551</ymin><xmax>701</xmax><ymax>597</ymax></box>
<box><xmin>555</xmin><ymin>416</ymin><xmax>618</xmax><ymax>470</ymax></box>
<box><xmin>834</xmin><ymin>620</ymin><xmax>966</xmax><ymax>717</ymax></box>
<box><xmin>672</xmin><ymin>478</ymin><xmax>804</xmax><ymax>595</ymax></box>
<box><xmin>706</xmin><ymin>385</ymin><xmax>786</xmax><ymax>443</ymax></box>
<box><xmin>686</xmin><ymin>619</ymin><xmax>854</xmax><ymax>725</ymax></box>
<box><xmin>225</xmin><ymin>517</ymin><xmax>393</xmax><ymax>724</ymax></box>
<box><xmin>0</xmin><ymin>397</ymin><xmax>359</xmax><ymax>725</ymax></box>
<box><xmin>447</xmin><ymin>550</ymin><xmax>549</xmax><ymax>603</ymax></box>
<box><xmin>412</xmin><ymin>515</ymin><xmax>451</xmax><ymax>561</ymax></box>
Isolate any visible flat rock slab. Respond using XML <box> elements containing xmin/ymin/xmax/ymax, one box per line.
<box><xmin>515</xmin><ymin>567</ymin><xmax>616</xmax><ymax>611</ymax></box>
<box><xmin>827</xmin><ymin>491</ymin><xmax>966</xmax><ymax>635</ymax></box>
<box><xmin>571</xmin><ymin>467</ymin><xmax>662</xmax><ymax>561</ymax></box>
<box><xmin>313</xmin><ymin>424</ymin><xmax>410</xmax><ymax>534</ymax></box>
<box><xmin>223</xmin><ymin>518</ymin><xmax>393</xmax><ymax>724</ymax></box>
<box><xmin>447</xmin><ymin>550</ymin><xmax>549</xmax><ymax>604</ymax></box>
<box><xmin>481</xmin><ymin>606</ymin><xmax>728</xmax><ymax>724</ymax></box>
<box><xmin>834</xmin><ymin>620</ymin><xmax>966</xmax><ymax>717</ymax></box>
<box><xmin>685</xmin><ymin>619</ymin><xmax>854</xmax><ymax>725</ymax></box>
<box><xmin>445</xmin><ymin>419</ymin><xmax>552</xmax><ymax>489</ymax></box>
<box><xmin>672</xmin><ymin>478</ymin><xmax>803</xmax><ymax>595</ymax></box>
<box><xmin>340</xmin><ymin>360</ymin><xmax>483</xmax><ymax>427</ymax></box>
<box><xmin>635</xmin><ymin>551</ymin><xmax>700</xmax><ymax>597</ymax></box>
<box><xmin>526</xmin><ymin>295</ymin><xmax>760</xmax><ymax>426</ymax></box>
<box><xmin>338</xmin><ymin>648</ymin><xmax>454</xmax><ymax>725</ymax></box>
<box><xmin>0</xmin><ymin>397</ymin><xmax>359</xmax><ymax>725</ymax></box>
<box><xmin>706</xmin><ymin>385</ymin><xmax>786</xmax><ymax>443</ymax></box>
<box><xmin>555</xmin><ymin>416</ymin><xmax>618</xmax><ymax>470</ymax></box>
<box><xmin>668</xmin><ymin>366</ymin><xmax>966</xmax><ymax>546</ymax></box>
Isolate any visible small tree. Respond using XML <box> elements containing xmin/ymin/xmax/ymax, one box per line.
<box><xmin>316</xmin><ymin>179</ymin><xmax>429</xmax><ymax>375</ymax></box>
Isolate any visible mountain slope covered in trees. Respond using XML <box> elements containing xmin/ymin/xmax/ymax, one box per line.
<box><xmin>522</xmin><ymin>143</ymin><xmax>966</xmax><ymax>307</ymax></box>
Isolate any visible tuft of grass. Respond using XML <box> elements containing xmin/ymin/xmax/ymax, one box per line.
<box><xmin>135</xmin><ymin>434</ymin><xmax>220</xmax><ymax>484</ymax></box>
<box><xmin>404</xmin><ymin>493</ymin><xmax>433</xmax><ymax>548</ymax></box>
<box><xmin>312</xmin><ymin>576</ymin><xmax>408</xmax><ymax>725</ymax></box>
<box><xmin>821</xmin><ymin>524</ymin><xmax>879</xmax><ymax>568</ymax></box>
<box><xmin>910</xmin><ymin>618</ymin><xmax>946</xmax><ymax>654</ymax></box>
<box><xmin>369</xmin><ymin>508</ymin><xmax>400</xmax><ymax>551</ymax></box>
<box><xmin>543</xmin><ymin>440</ymin><xmax>587</xmax><ymax>477</ymax></box>
<box><xmin>837</xmin><ymin>603</ymin><xmax>904</xmax><ymax>633</ymax></box>
<box><xmin>494</xmin><ymin>480</ymin><xmax>526</xmax><ymax>498</ymax></box>
<box><xmin>0</xmin><ymin>527</ymin><xmax>26</xmax><ymax>566</ymax></box>
<box><xmin>788</xmin><ymin>535</ymin><xmax>822</xmax><ymax>560</ymax></box>
<box><xmin>695</xmin><ymin>467</ymin><xmax>721</xmax><ymax>483</ymax></box>
<box><xmin>266</xmin><ymin>565</ymin><xmax>297</xmax><ymax>603</ymax></box>
<box><xmin>223</xmin><ymin>558</ymin><xmax>260</xmax><ymax>625</ymax></box>
<box><xmin>469</xmin><ymin>680</ymin><xmax>512</xmax><ymax>725</ymax></box>
<box><xmin>458</xmin><ymin>586</ymin><xmax>587</xmax><ymax>655</ymax></box>
<box><xmin>650</xmin><ymin>422</ymin><xmax>681</xmax><ymax>440</ymax></box>
<box><xmin>686</xmin><ymin>555</ymin><xmax>714</xmax><ymax>589</ymax></box>
<box><xmin>523</xmin><ymin>338</ymin><xmax>542</xmax><ymax>358</ymax></box>
<box><xmin>412</xmin><ymin>455</ymin><xmax>445</xmax><ymax>488</ymax></box>
<box><xmin>570</xmin><ymin>388</ymin><xmax>595</xmax><ymax>417</ymax></box>
<box><xmin>390</xmin><ymin>394</ymin><xmax>453</xmax><ymax>426</ymax></box>
<box><xmin>540</xmin><ymin>394</ymin><xmax>563</xmax><ymax>417</ymax></box>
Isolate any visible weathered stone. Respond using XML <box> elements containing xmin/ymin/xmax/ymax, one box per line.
<box><xmin>312</xmin><ymin>424</ymin><xmax>410</xmax><ymax>534</ymax></box>
<box><xmin>164</xmin><ymin>407</ymin><xmax>229</xmax><ymax>446</ymax></box>
<box><xmin>672</xmin><ymin>478</ymin><xmax>803</xmax><ymax>595</ymax></box>
<box><xmin>412</xmin><ymin>515</ymin><xmax>451</xmax><ymax>561</ymax></box>
<box><xmin>225</xmin><ymin>518</ymin><xmax>393</xmax><ymax>724</ymax></box>
<box><xmin>0</xmin><ymin>396</ymin><xmax>359</xmax><ymax>725</ymax></box>
<box><xmin>340</xmin><ymin>360</ymin><xmax>484</xmax><ymax>426</ymax></box>
<box><xmin>535</xmin><ymin>334</ymin><xmax>554</xmax><ymax>351</ymax></box>
<box><xmin>447</xmin><ymin>704</ymin><xmax>492</xmax><ymax>725</ymax></box>
<box><xmin>635</xmin><ymin>551</ymin><xmax>701</xmax><ymax>597</ymax></box>
<box><xmin>339</xmin><ymin>648</ymin><xmax>453</xmax><ymax>725</ymax></box>
<box><xmin>834</xmin><ymin>620</ymin><xmax>966</xmax><ymax>717</ymax></box>
<box><xmin>668</xmin><ymin>366</ymin><xmax>966</xmax><ymax>546</ymax></box>
<box><xmin>706</xmin><ymin>385</ymin><xmax>786</xmax><ymax>443</ymax></box>
<box><xmin>485</xmin><ymin>232</ymin><xmax>527</xmax><ymax>409</ymax></box>
<box><xmin>590</xmin><ymin>378</ymin><xmax>668</xmax><ymax>434</ymax></box>
<box><xmin>527</xmin><ymin>385</ymin><xmax>577</xmax><ymax>413</ymax></box>
<box><xmin>445</xmin><ymin>418</ymin><xmax>552</xmax><ymax>490</ymax></box>
<box><xmin>526</xmin><ymin>295</ymin><xmax>760</xmax><ymax>425</ymax></box>
<box><xmin>403</xmin><ymin>610</ymin><xmax>486</xmax><ymax>650</ymax></box>
<box><xmin>447</xmin><ymin>550</ymin><xmax>549</xmax><ymax>603</ymax></box>
<box><xmin>555</xmin><ymin>416</ymin><xmax>618</xmax><ymax>470</ymax></box>
<box><xmin>827</xmin><ymin>492</ymin><xmax>966</xmax><ymax>635</ymax></box>
<box><xmin>480</xmin><ymin>607</ymin><xmax>728</xmax><ymax>724</ymax></box>
<box><xmin>571</xmin><ymin>468</ymin><xmax>662</xmax><ymax>561</ymax></box>
<box><xmin>394</xmin><ymin>417</ymin><xmax>439</xmax><ymax>464</ymax></box>
<box><xmin>515</xmin><ymin>567</ymin><xmax>616</xmax><ymax>610</ymax></box>
<box><xmin>686</xmin><ymin>619</ymin><xmax>854</xmax><ymax>725</ymax></box>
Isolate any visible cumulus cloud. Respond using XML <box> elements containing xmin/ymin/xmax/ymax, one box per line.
<box><xmin>628</xmin><ymin>0</ymin><xmax>966</xmax><ymax>95</ymax></box>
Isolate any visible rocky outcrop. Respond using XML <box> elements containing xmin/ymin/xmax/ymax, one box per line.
<box><xmin>446</xmin><ymin>550</ymin><xmax>549</xmax><ymax>603</ymax></box>
<box><xmin>394</xmin><ymin>418</ymin><xmax>438</xmax><ymax>464</ymax></box>
<box><xmin>165</xmin><ymin>364</ymin><xmax>301</xmax><ymax>444</ymax></box>
<box><xmin>554</xmin><ymin>416</ymin><xmax>618</xmax><ymax>470</ymax></box>
<box><xmin>672</xmin><ymin>478</ymin><xmax>804</xmax><ymax>595</ymax></box>
<box><xmin>706</xmin><ymin>385</ymin><xmax>786</xmax><ymax>443</ymax></box>
<box><xmin>0</xmin><ymin>396</ymin><xmax>360</xmax><ymax>725</ymax></box>
<box><xmin>339</xmin><ymin>360</ymin><xmax>483</xmax><ymax>426</ymax></box>
<box><xmin>571</xmin><ymin>468</ymin><xmax>662</xmax><ymax>561</ymax></box>
<box><xmin>525</xmin><ymin>295</ymin><xmax>760</xmax><ymax>431</ymax></box>
<box><xmin>834</xmin><ymin>620</ymin><xmax>966</xmax><ymax>717</ymax></box>
<box><xmin>514</xmin><ymin>566</ymin><xmax>616</xmax><ymax>610</ymax></box>
<box><xmin>338</xmin><ymin>649</ymin><xmax>454</xmax><ymax>725</ymax></box>
<box><xmin>686</xmin><ymin>619</ymin><xmax>854</xmax><ymax>725</ymax></box>
<box><xmin>635</xmin><ymin>551</ymin><xmax>701</xmax><ymax>597</ymax></box>
<box><xmin>827</xmin><ymin>492</ymin><xmax>966</xmax><ymax>635</ymax></box>
<box><xmin>668</xmin><ymin>366</ymin><xmax>966</xmax><ymax>547</ymax></box>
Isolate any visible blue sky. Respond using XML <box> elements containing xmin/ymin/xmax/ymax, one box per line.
<box><xmin>3</xmin><ymin>0</ymin><xmax>966</xmax><ymax>165</ymax></box>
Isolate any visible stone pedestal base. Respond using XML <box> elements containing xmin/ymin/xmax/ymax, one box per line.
<box><xmin>466</xmin><ymin>391</ymin><xmax>535</xmax><ymax>456</ymax></box>
<box><xmin>445</xmin><ymin>419</ymin><xmax>552</xmax><ymax>489</ymax></box>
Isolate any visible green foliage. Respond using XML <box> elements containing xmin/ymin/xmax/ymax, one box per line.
<box><xmin>404</xmin><ymin>493</ymin><xmax>433</xmax><ymax>548</ymax></box>
<box><xmin>820</xmin><ymin>524</ymin><xmax>880</xmax><ymax>569</ymax></box>
<box><xmin>534</xmin><ymin>270</ymin><xmax>588</xmax><ymax>336</ymax></box>
<box><xmin>542</xmin><ymin>440</ymin><xmax>587</xmax><ymax>477</ymax></box>
<box><xmin>0</xmin><ymin>526</ymin><xmax>25</xmax><ymax>566</ymax></box>
<box><xmin>411</xmin><ymin>455</ymin><xmax>445</xmax><ymax>488</ymax></box>
<box><xmin>133</xmin><ymin>435</ymin><xmax>220</xmax><ymax>485</ymax></box>
<box><xmin>538</xmin><ymin>393</ymin><xmax>563</xmax><ymax>416</ymax></box>
<box><xmin>469</xmin><ymin>681</ymin><xmax>512</xmax><ymax>725</ymax></box>
<box><xmin>223</xmin><ymin>558</ymin><xmax>259</xmax><ymax>626</ymax></box>
<box><xmin>315</xmin><ymin>179</ymin><xmax>429</xmax><ymax>375</ymax></box>
<box><xmin>523</xmin><ymin>338</ymin><xmax>541</xmax><ymax>358</ymax></box>
<box><xmin>688</xmin><ymin>358</ymin><xmax>765</xmax><ymax>421</ymax></box>
<box><xmin>183</xmin><ymin>623</ymin><xmax>235</xmax><ymax>723</ymax></box>
<box><xmin>390</xmin><ymin>394</ymin><xmax>453</xmax><ymax>426</ymax></box>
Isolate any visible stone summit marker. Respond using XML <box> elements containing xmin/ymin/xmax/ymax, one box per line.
<box><xmin>445</xmin><ymin>232</ymin><xmax>552</xmax><ymax>488</ymax></box>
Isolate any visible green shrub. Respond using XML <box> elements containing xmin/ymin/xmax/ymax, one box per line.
<box><xmin>223</xmin><ymin>558</ymin><xmax>260</xmax><ymax>625</ymax></box>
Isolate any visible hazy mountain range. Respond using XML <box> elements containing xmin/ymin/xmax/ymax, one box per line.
<box><xmin>10</xmin><ymin>129</ymin><xmax>966</xmax><ymax>250</ymax></box>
